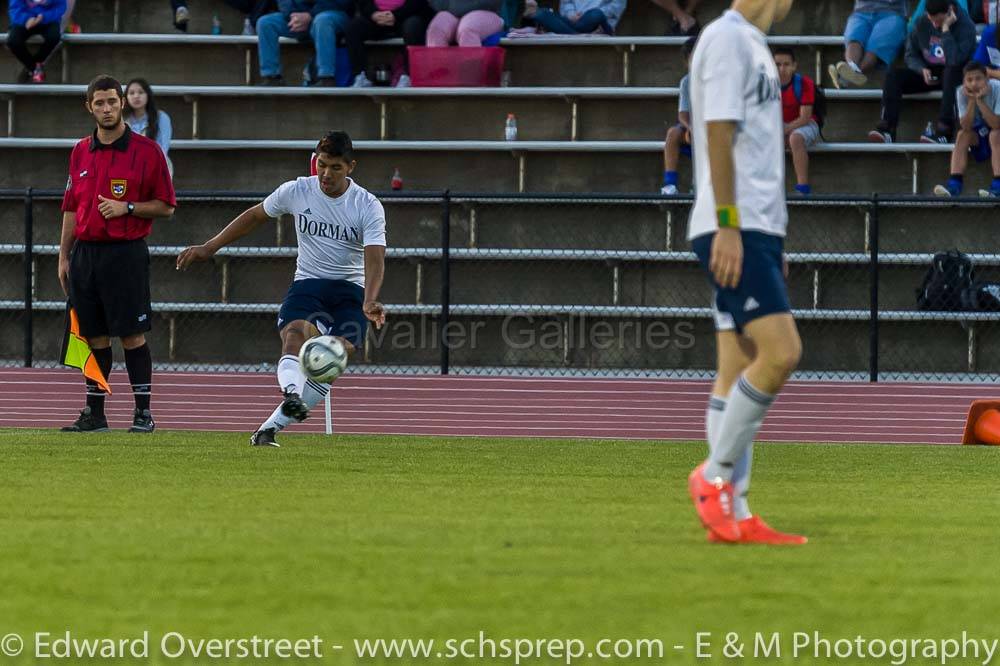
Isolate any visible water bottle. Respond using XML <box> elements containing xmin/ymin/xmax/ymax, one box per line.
<box><xmin>242</xmin><ymin>17</ymin><xmax>254</xmax><ymax>35</ymax></box>
<box><xmin>211</xmin><ymin>14</ymin><xmax>222</xmax><ymax>35</ymax></box>
<box><xmin>391</xmin><ymin>168</ymin><xmax>403</xmax><ymax>191</ymax></box>
<box><xmin>505</xmin><ymin>113</ymin><xmax>518</xmax><ymax>141</ymax></box>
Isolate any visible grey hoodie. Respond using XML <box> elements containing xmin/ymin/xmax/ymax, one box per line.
<box><xmin>853</xmin><ymin>0</ymin><xmax>906</xmax><ymax>14</ymax></box>
<box><xmin>904</xmin><ymin>2</ymin><xmax>976</xmax><ymax>72</ymax></box>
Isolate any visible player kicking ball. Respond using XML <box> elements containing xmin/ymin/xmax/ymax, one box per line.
<box><xmin>686</xmin><ymin>0</ymin><xmax>806</xmax><ymax>545</ymax></box>
<box><xmin>176</xmin><ymin>131</ymin><xmax>386</xmax><ymax>446</ymax></box>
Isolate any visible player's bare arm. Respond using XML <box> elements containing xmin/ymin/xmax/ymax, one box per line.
<box><xmin>175</xmin><ymin>203</ymin><xmax>270</xmax><ymax>270</ymax></box>
<box><xmin>57</xmin><ymin>211</ymin><xmax>76</xmax><ymax>296</ymax></box>
<box><xmin>706</xmin><ymin>120</ymin><xmax>743</xmax><ymax>289</ymax></box>
<box><xmin>363</xmin><ymin>244</ymin><xmax>386</xmax><ymax>329</ymax></box>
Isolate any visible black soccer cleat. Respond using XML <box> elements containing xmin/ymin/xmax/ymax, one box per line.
<box><xmin>61</xmin><ymin>407</ymin><xmax>110</xmax><ymax>433</ymax></box>
<box><xmin>280</xmin><ymin>391</ymin><xmax>309</xmax><ymax>422</ymax></box>
<box><xmin>128</xmin><ymin>408</ymin><xmax>156</xmax><ymax>433</ymax></box>
<box><xmin>250</xmin><ymin>428</ymin><xmax>280</xmax><ymax>447</ymax></box>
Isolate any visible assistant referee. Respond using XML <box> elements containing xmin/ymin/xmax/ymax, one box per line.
<box><xmin>59</xmin><ymin>74</ymin><xmax>176</xmax><ymax>433</ymax></box>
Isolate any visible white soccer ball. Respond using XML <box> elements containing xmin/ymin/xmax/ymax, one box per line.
<box><xmin>299</xmin><ymin>335</ymin><xmax>349</xmax><ymax>383</ymax></box>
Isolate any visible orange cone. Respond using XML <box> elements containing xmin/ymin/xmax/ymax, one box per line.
<box><xmin>962</xmin><ymin>401</ymin><xmax>1000</xmax><ymax>445</ymax></box>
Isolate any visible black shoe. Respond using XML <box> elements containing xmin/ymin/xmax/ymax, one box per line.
<box><xmin>129</xmin><ymin>408</ymin><xmax>156</xmax><ymax>433</ymax></box>
<box><xmin>259</xmin><ymin>75</ymin><xmax>285</xmax><ymax>86</ymax></box>
<box><xmin>16</xmin><ymin>68</ymin><xmax>30</xmax><ymax>84</ymax></box>
<box><xmin>315</xmin><ymin>77</ymin><xmax>337</xmax><ymax>87</ymax></box>
<box><xmin>250</xmin><ymin>427</ymin><xmax>280</xmax><ymax>447</ymax></box>
<box><xmin>280</xmin><ymin>391</ymin><xmax>309</xmax><ymax>422</ymax></box>
<box><xmin>867</xmin><ymin>128</ymin><xmax>894</xmax><ymax>143</ymax></box>
<box><xmin>61</xmin><ymin>407</ymin><xmax>110</xmax><ymax>432</ymax></box>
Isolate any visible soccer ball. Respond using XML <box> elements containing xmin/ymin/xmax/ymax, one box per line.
<box><xmin>299</xmin><ymin>335</ymin><xmax>348</xmax><ymax>383</ymax></box>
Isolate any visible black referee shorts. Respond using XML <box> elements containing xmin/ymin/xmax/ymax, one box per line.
<box><xmin>69</xmin><ymin>239</ymin><xmax>152</xmax><ymax>339</ymax></box>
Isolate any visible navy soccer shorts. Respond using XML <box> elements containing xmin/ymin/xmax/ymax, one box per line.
<box><xmin>692</xmin><ymin>230</ymin><xmax>791</xmax><ymax>334</ymax></box>
<box><xmin>277</xmin><ymin>278</ymin><xmax>368</xmax><ymax>348</ymax></box>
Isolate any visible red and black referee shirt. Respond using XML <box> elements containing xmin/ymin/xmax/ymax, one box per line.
<box><xmin>61</xmin><ymin>125</ymin><xmax>177</xmax><ymax>242</ymax></box>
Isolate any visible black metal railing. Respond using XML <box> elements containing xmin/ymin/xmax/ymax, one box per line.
<box><xmin>2</xmin><ymin>188</ymin><xmax>998</xmax><ymax>381</ymax></box>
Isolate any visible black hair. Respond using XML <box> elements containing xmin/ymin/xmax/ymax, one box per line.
<box><xmin>86</xmin><ymin>74</ymin><xmax>123</xmax><ymax>104</ymax></box>
<box><xmin>964</xmin><ymin>60</ymin><xmax>988</xmax><ymax>77</ymax></box>
<box><xmin>316</xmin><ymin>131</ymin><xmax>354</xmax><ymax>162</ymax></box>
<box><xmin>682</xmin><ymin>36</ymin><xmax>697</xmax><ymax>59</ymax></box>
<box><xmin>125</xmin><ymin>78</ymin><xmax>160</xmax><ymax>144</ymax></box>
<box><xmin>926</xmin><ymin>0</ymin><xmax>950</xmax><ymax>15</ymax></box>
<box><xmin>773</xmin><ymin>46</ymin><xmax>796</xmax><ymax>61</ymax></box>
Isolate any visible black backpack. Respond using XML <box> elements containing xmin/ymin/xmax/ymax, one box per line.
<box><xmin>916</xmin><ymin>251</ymin><xmax>974</xmax><ymax>311</ymax></box>
<box><xmin>791</xmin><ymin>73</ymin><xmax>826</xmax><ymax>130</ymax></box>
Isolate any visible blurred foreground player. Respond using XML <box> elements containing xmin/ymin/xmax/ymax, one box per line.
<box><xmin>60</xmin><ymin>75</ymin><xmax>177</xmax><ymax>433</ymax></box>
<box><xmin>177</xmin><ymin>131</ymin><xmax>386</xmax><ymax>447</ymax></box>
<box><xmin>686</xmin><ymin>0</ymin><xmax>806</xmax><ymax>545</ymax></box>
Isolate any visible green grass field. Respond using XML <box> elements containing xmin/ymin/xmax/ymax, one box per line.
<box><xmin>2</xmin><ymin>430</ymin><xmax>1000</xmax><ymax>664</ymax></box>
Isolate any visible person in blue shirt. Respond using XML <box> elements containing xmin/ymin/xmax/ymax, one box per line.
<box><xmin>973</xmin><ymin>23</ymin><xmax>1000</xmax><ymax>79</ymax></box>
<box><xmin>6</xmin><ymin>0</ymin><xmax>66</xmax><ymax>83</ymax></box>
<box><xmin>124</xmin><ymin>79</ymin><xmax>175</xmax><ymax>178</ymax></box>
<box><xmin>256</xmin><ymin>0</ymin><xmax>355</xmax><ymax>86</ymax></box>
<box><xmin>532</xmin><ymin>0</ymin><xmax>624</xmax><ymax>35</ymax></box>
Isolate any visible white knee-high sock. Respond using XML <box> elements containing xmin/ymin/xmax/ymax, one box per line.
<box><xmin>300</xmin><ymin>377</ymin><xmax>330</xmax><ymax>409</ymax></box>
<box><xmin>731</xmin><ymin>446</ymin><xmax>754</xmax><ymax>521</ymax></box>
<box><xmin>277</xmin><ymin>354</ymin><xmax>304</xmax><ymax>395</ymax></box>
<box><xmin>703</xmin><ymin>374</ymin><xmax>775</xmax><ymax>483</ymax></box>
<box><xmin>706</xmin><ymin>395</ymin><xmax>726</xmax><ymax>455</ymax></box>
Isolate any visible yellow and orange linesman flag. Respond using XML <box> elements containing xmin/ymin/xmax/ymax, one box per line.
<box><xmin>61</xmin><ymin>306</ymin><xmax>111</xmax><ymax>394</ymax></box>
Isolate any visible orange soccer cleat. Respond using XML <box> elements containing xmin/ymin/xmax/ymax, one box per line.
<box><xmin>688</xmin><ymin>462</ymin><xmax>740</xmax><ymax>542</ymax></box>
<box><xmin>707</xmin><ymin>515</ymin><xmax>808</xmax><ymax>545</ymax></box>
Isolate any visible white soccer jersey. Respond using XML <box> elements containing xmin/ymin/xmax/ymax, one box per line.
<box><xmin>686</xmin><ymin>10</ymin><xmax>788</xmax><ymax>241</ymax></box>
<box><xmin>262</xmin><ymin>176</ymin><xmax>387</xmax><ymax>288</ymax></box>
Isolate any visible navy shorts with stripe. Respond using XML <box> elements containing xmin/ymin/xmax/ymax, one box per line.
<box><xmin>692</xmin><ymin>230</ymin><xmax>791</xmax><ymax>334</ymax></box>
<box><xmin>277</xmin><ymin>278</ymin><xmax>367</xmax><ymax>348</ymax></box>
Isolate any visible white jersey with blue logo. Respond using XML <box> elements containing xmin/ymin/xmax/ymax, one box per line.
<box><xmin>262</xmin><ymin>176</ymin><xmax>387</xmax><ymax>288</ymax></box>
<box><xmin>687</xmin><ymin>9</ymin><xmax>788</xmax><ymax>241</ymax></box>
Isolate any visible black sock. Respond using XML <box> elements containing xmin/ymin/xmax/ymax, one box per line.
<box><xmin>950</xmin><ymin>173</ymin><xmax>964</xmax><ymax>182</ymax></box>
<box><xmin>124</xmin><ymin>343</ymin><xmax>153</xmax><ymax>412</ymax></box>
<box><xmin>86</xmin><ymin>347</ymin><xmax>113</xmax><ymax>418</ymax></box>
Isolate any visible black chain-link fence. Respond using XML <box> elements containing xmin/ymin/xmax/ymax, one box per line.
<box><xmin>5</xmin><ymin>189</ymin><xmax>1000</xmax><ymax>381</ymax></box>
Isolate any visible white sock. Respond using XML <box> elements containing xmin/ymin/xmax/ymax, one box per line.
<box><xmin>301</xmin><ymin>377</ymin><xmax>330</xmax><ymax>410</ymax></box>
<box><xmin>259</xmin><ymin>403</ymin><xmax>294</xmax><ymax>432</ymax></box>
<box><xmin>703</xmin><ymin>374</ymin><xmax>775</xmax><ymax>483</ymax></box>
<box><xmin>731</xmin><ymin>445</ymin><xmax>753</xmax><ymax>521</ymax></box>
<box><xmin>705</xmin><ymin>395</ymin><xmax>726</xmax><ymax>455</ymax></box>
<box><xmin>277</xmin><ymin>354</ymin><xmax>304</xmax><ymax>395</ymax></box>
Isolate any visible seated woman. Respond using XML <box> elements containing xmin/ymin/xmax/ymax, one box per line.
<box><xmin>426</xmin><ymin>0</ymin><xmax>503</xmax><ymax>46</ymax></box>
<box><xmin>533</xmin><ymin>0</ymin><xmax>624</xmax><ymax>35</ymax></box>
<box><xmin>347</xmin><ymin>0</ymin><xmax>433</xmax><ymax>87</ymax></box>
<box><xmin>124</xmin><ymin>79</ymin><xmax>174</xmax><ymax>178</ymax></box>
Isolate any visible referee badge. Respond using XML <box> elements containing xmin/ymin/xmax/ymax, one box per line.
<box><xmin>110</xmin><ymin>179</ymin><xmax>128</xmax><ymax>199</ymax></box>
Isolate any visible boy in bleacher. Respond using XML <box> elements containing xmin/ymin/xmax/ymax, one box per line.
<box><xmin>661</xmin><ymin>37</ymin><xmax>695</xmax><ymax>195</ymax></box>
<box><xmin>775</xmin><ymin>47</ymin><xmax>821</xmax><ymax>195</ymax></box>
<box><xmin>868</xmin><ymin>0</ymin><xmax>976</xmax><ymax>144</ymax></box>
<box><xmin>933</xmin><ymin>62</ymin><xmax>1000</xmax><ymax>198</ymax></box>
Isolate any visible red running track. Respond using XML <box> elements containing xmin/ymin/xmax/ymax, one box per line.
<box><xmin>0</xmin><ymin>368</ymin><xmax>992</xmax><ymax>444</ymax></box>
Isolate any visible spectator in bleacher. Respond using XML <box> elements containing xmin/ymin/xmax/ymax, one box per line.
<box><xmin>829</xmin><ymin>0</ymin><xmax>908</xmax><ymax>89</ymax></box>
<box><xmin>225</xmin><ymin>0</ymin><xmax>280</xmax><ymax>33</ymax></box>
<box><xmin>775</xmin><ymin>47</ymin><xmax>821</xmax><ymax>196</ymax></box>
<box><xmin>868</xmin><ymin>0</ymin><xmax>976</xmax><ymax>144</ymax></box>
<box><xmin>124</xmin><ymin>79</ymin><xmax>174</xmax><ymax>178</ymax></box>
<box><xmin>170</xmin><ymin>0</ymin><xmax>191</xmax><ymax>31</ymax></box>
<box><xmin>650</xmin><ymin>0</ymin><xmax>700</xmax><ymax>35</ymax></box>
<box><xmin>933</xmin><ymin>62</ymin><xmax>1000</xmax><ymax>197</ymax></box>
<box><xmin>345</xmin><ymin>0</ymin><xmax>431</xmax><ymax>87</ymax></box>
<box><xmin>425</xmin><ymin>0</ymin><xmax>503</xmax><ymax>46</ymax></box>
<box><xmin>661</xmin><ymin>36</ymin><xmax>694</xmax><ymax>195</ymax></box>
<box><xmin>6</xmin><ymin>0</ymin><xmax>66</xmax><ymax>83</ymax></box>
<box><xmin>532</xmin><ymin>0</ymin><xmax>623</xmax><ymax>35</ymax></box>
<box><xmin>256</xmin><ymin>0</ymin><xmax>354</xmax><ymax>86</ymax></box>
<box><xmin>973</xmin><ymin>22</ymin><xmax>1000</xmax><ymax>77</ymax></box>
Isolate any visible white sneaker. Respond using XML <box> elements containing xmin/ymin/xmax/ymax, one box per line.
<box><xmin>352</xmin><ymin>72</ymin><xmax>373</xmax><ymax>88</ymax></box>
<box><xmin>395</xmin><ymin>74</ymin><xmax>411</xmax><ymax>88</ymax></box>
<box><xmin>836</xmin><ymin>60</ymin><xmax>867</xmax><ymax>87</ymax></box>
<box><xmin>933</xmin><ymin>184</ymin><xmax>953</xmax><ymax>197</ymax></box>
<box><xmin>660</xmin><ymin>184</ymin><xmax>678</xmax><ymax>195</ymax></box>
<box><xmin>174</xmin><ymin>5</ymin><xmax>190</xmax><ymax>26</ymax></box>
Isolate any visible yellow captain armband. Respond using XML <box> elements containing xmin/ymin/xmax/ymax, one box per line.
<box><xmin>716</xmin><ymin>205</ymin><xmax>740</xmax><ymax>229</ymax></box>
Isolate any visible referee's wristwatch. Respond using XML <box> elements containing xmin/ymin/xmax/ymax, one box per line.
<box><xmin>127</xmin><ymin>202</ymin><xmax>135</xmax><ymax>215</ymax></box>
